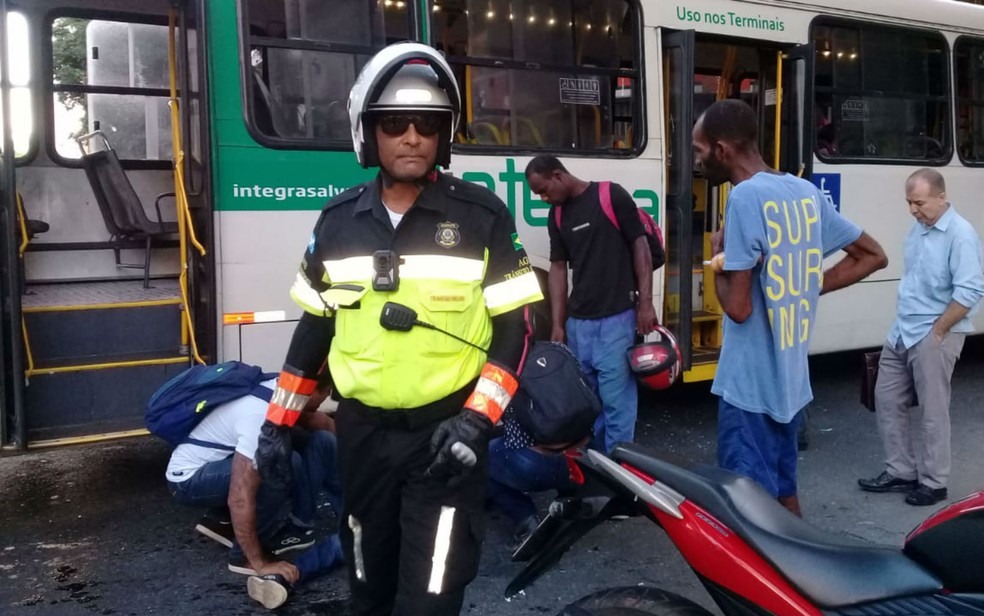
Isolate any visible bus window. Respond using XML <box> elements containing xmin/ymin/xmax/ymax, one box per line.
<box><xmin>955</xmin><ymin>37</ymin><xmax>984</xmax><ymax>164</ymax></box>
<box><xmin>49</xmin><ymin>17</ymin><xmax>172</xmax><ymax>164</ymax></box>
<box><xmin>1</xmin><ymin>12</ymin><xmax>33</xmax><ymax>159</ymax></box>
<box><xmin>813</xmin><ymin>21</ymin><xmax>950</xmax><ymax>164</ymax></box>
<box><xmin>243</xmin><ymin>0</ymin><xmax>412</xmax><ymax>147</ymax></box>
<box><xmin>432</xmin><ymin>0</ymin><xmax>642</xmax><ymax>153</ymax></box>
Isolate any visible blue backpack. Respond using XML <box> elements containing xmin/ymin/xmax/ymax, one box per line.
<box><xmin>145</xmin><ymin>361</ymin><xmax>277</xmax><ymax>450</ymax></box>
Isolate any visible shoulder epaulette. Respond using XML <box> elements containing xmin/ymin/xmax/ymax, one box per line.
<box><xmin>322</xmin><ymin>182</ymin><xmax>370</xmax><ymax>211</ymax></box>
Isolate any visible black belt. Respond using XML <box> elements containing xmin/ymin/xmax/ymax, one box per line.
<box><xmin>340</xmin><ymin>384</ymin><xmax>473</xmax><ymax>431</ymax></box>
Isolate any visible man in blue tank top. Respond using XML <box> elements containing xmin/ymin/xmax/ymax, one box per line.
<box><xmin>694</xmin><ymin>100</ymin><xmax>888</xmax><ymax>515</ymax></box>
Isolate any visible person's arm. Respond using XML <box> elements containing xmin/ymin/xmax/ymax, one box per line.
<box><xmin>297</xmin><ymin>410</ymin><xmax>335</xmax><ymax>433</ymax></box>
<box><xmin>934</xmin><ymin>235</ymin><xmax>984</xmax><ymax>340</ymax></box>
<box><xmin>820</xmin><ymin>232</ymin><xmax>888</xmax><ymax>295</ymax></box>
<box><xmin>548</xmin><ymin>261</ymin><xmax>568</xmax><ymax>342</ymax></box>
<box><xmin>608</xmin><ymin>184</ymin><xmax>656</xmax><ymax>333</ymax></box>
<box><xmin>631</xmin><ymin>237</ymin><xmax>657</xmax><ymax>333</ymax></box>
<box><xmin>710</xmin><ymin>226</ymin><xmax>754</xmax><ymax>323</ymax></box>
<box><xmin>227</xmin><ymin>453</ymin><xmax>299</xmax><ymax>582</ymax></box>
<box><xmin>932</xmin><ymin>301</ymin><xmax>971</xmax><ymax>341</ymax></box>
<box><xmin>715</xmin><ymin>269</ymin><xmax>754</xmax><ymax>323</ymax></box>
<box><xmin>428</xmin><ymin>208</ymin><xmax>542</xmax><ymax>482</ymax></box>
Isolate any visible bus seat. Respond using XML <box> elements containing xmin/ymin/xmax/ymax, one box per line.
<box><xmin>466</xmin><ymin>121</ymin><xmax>507</xmax><ymax>145</ymax></box>
<box><xmin>16</xmin><ymin>192</ymin><xmax>49</xmax><ymax>243</ymax></box>
<box><xmin>77</xmin><ymin>131</ymin><xmax>178</xmax><ymax>288</ymax></box>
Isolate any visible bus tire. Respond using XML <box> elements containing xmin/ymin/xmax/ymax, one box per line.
<box><xmin>556</xmin><ymin>586</ymin><xmax>715</xmax><ymax>616</ymax></box>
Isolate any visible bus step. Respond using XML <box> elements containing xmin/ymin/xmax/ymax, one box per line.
<box><xmin>23</xmin><ymin>302</ymin><xmax>182</xmax><ymax>365</ymax></box>
<box><xmin>23</xmin><ymin>355</ymin><xmax>188</xmax><ymax>444</ymax></box>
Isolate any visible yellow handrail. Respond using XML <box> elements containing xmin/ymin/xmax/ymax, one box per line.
<box><xmin>21</xmin><ymin>316</ymin><xmax>34</xmax><ymax>374</ymax></box>
<box><xmin>15</xmin><ymin>192</ymin><xmax>29</xmax><ymax>256</ymax></box>
<box><xmin>774</xmin><ymin>51</ymin><xmax>784</xmax><ymax>170</ymax></box>
<box><xmin>168</xmin><ymin>9</ymin><xmax>205</xmax><ymax>365</ymax></box>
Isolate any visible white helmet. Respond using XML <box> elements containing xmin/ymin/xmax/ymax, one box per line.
<box><xmin>348</xmin><ymin>42</ymin><xmax>461</xmax><ymax>168</ymax></box>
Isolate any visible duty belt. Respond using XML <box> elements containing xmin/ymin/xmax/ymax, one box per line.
<box><xmin>340</xmin><ymin>384</ymin><xmax>474</xmax><ymax>430</ymax></box>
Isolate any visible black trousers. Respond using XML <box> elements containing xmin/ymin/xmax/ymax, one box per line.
<box><xmin>336</xmin><ymin>396</ymin><xmax>487</xmax><ymax>616</ymax></box>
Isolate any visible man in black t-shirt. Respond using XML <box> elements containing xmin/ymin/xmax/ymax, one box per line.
<box><xmin>525</xmin><ymin>155</ymin><xmax>657</xmax><ymax>453</ymax></box>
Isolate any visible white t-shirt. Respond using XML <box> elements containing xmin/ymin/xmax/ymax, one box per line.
<box><xmin>384</xmin><ymin>204</ymin><xmax>404</xmax><ymax>228</ymax></box>
<box><xmin>164</xmin><ymin>379</ymin><xmax>276</xmax><ymax>483</ymax></box>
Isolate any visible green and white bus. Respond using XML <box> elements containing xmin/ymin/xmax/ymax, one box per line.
<box><xmin>2</xmin><ymin>0</ymin><xmax>983</xmax><ymax>448</ymax></box>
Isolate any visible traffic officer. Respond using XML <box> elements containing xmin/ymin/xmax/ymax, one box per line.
<box><xmin>254</xmin><ymin>42</ymin><xmax>542</xmax><ymax>616</ymax></box>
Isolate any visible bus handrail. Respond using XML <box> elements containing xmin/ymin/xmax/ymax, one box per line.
<box><xmin>169</xmin><ymin>9</ymin><xmax>205</xmax><ymax>365</ymax></box>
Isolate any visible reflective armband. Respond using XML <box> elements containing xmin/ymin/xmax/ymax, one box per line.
<box><xmin>464</xmin><ymin>362</ymin><xmax>519</xmax><ymax>424</ymax></box>
<box><xmin>265</xmin><ymin>371</ymin><xmax>318</xmax><ymax>427</ymax></box>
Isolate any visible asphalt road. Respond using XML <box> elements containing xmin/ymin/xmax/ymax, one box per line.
<box><xmin>2</xmin><ymin>340</ymin><xmax>982</xmax><ymax>615</ymax></box>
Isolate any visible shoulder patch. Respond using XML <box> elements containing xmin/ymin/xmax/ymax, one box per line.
<box><xmin>441</xmin><ymin>173</ymin><xmax>507</xmax><ymax>214</ymax></box>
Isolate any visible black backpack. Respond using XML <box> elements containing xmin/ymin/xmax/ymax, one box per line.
<box><xmin>512</xmin><ymin>342</ymin><xmax>601</xmax><ymax>445</ymax></box>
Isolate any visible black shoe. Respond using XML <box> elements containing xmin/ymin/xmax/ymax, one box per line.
<box><xmin>247</xmin><ymin>574</ymin><xmax>292</xmax><ymax>609</ymax></box>
<box><xmin>195</xmin><ymin>514</ymin><xmax>235</xmax><ymax>548</ymax></box>
<box><xmin>858</xmin><ymin>471</ymin><xmax>918</xmax><ymax>493</ymax></box>
<box><xmin>264</xmin><ymin>524</ymin><xmax>315</xmax><ymax>556</ymax></box>
<box><xmin>905</xmin><ymin>484</ymin><xmax>947</xmax><ymax>506</ymax></box>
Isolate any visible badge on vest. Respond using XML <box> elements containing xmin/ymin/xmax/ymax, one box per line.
<box><xmin>435</xmin><ymin>222</ymin><xmax>461</xmax><ymax>248</ymax></box>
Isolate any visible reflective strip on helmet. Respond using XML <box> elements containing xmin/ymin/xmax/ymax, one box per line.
<box><xmin>290</xmin><ymin>272</ymin><xmax>334</xmax><ymax>317</ymax></box>
<box><xmin>427</xmin><ymin>506</ymin><xmax>456</xmax><ymax>595</ymax></box>
<box><xmin>465</xmin><ymin>362</ymin><xmax>518</xmax><ymax>424</ymax></box>
<box><xmin>349</xmin><ymin>515</ymin><xmax>367</xmax><ymax>582</ymax></box>
<box><xmin>483</xmin><ymin>271</ymin><xmax>543</xmax><ymax>317</ymax></box>
<box><xmin>265</xmin><ymin>372</ymin><xmax>318</xmax><ymax>427</ymax></box>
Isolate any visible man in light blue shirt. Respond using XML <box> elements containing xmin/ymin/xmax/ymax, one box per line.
<box><xmin>860</xmin><ymin>168</ymin><xmax>984</xmax><ymax>507</ymax></box>
<box><xmin>694</xmin><ymin>100</ymin><xmax>887</xmax><ymax>516</ymax></box>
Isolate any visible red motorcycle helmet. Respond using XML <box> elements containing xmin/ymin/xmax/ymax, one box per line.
<box><xmin>627</xmin><ymin>325</ymin><xmax>683</xmax><ymax>390</ymax></box>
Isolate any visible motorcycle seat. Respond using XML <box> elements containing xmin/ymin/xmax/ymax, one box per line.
<box><xmin>612</xmin><ymin>444</ymin><xmax>942</xmax><ymax>608</ymax></box>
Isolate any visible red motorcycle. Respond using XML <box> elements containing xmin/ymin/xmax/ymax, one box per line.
<box><xmin>507</xmin><ymin>443</ymin><xmax>984</xmax><ymax>616</ymax></box>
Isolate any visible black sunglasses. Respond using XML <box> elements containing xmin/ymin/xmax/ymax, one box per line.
<box><xmin>376</xmin><ymin>113</ymin><xmax>446</xmax><ymax>137</ymax></box>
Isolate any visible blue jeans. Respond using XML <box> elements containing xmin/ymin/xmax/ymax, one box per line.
<box><xmin>168</xmin><ymin>429</ymin><xmax>342</xmax><ymax>557</ymax></box>
<box><xmin>566</xmin><ymin>309</ymin><xmax>638</xmax><ymax>453</ymax></box>
<box><xmin>294</xmin><ymin>533</ymin><xmax>346</xmax><ymax>583</ymax></box>
<box><xmin>717</xmin><ymin>398</ymin><xmax>803</xmax><ymax>498</ymax></box>
<box><xmin>169</xmin><ymin>454</ymin><xmax>288</xmax><ymax>556</ymax></box>
<box><xmin>290</xmin><ymin>429</ymin><xmax>343</xmax><ymax>525</ymax></box>
<box><xmin>486</xmin><ymin>437</ymin><xmax>575</xmax><ymax>524</ymax></box>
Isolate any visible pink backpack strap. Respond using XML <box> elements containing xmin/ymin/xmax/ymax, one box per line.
<box><xmin>554</xmin><ymin>205</ymin><xmax>562</xmax><ymax>229</ymax></box>
<box><xmin>598</xmin><ymin>181</ymin><xmax>621</xmax><ymax>231</ymax></box>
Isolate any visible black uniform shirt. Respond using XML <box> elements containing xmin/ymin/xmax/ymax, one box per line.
<box><xmin>547</xmin><ymin>182</ymin><xmax>645</xmax><ymax>319</ymax></box>
<box><xmin>301</xmin><ymin>173</ymin><xmax>532</xmax><ymax>298</ymax></box>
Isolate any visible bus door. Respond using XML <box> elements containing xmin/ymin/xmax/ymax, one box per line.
<box><xmin>662</xmin><ymin>31</ymin><xmax>813</xmax><ymax>383</ymax></box>
<box><xmin>0</xmin><ymin>0</ymin><xmax>23</xmax><ymax>449</ymax></box>
<box><xmin>661</xmin><ymin>30</ymin><xmax>695</xmax><ymax>372</ymax></box>
<box><xmin>2</xmin><ymin>2</ymin><xmax>212</xmax><ymax>450</ymax></box>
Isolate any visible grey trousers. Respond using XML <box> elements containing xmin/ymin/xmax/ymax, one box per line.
<box><xmin>875</xmin><ymin>333</ymin><xmax>965</xmax><ymax>490</ymax></box>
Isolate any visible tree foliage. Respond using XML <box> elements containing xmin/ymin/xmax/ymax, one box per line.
<box><xmin>51</xmin><ymin>18</ymin><xmax>88</xmax><ymax>136</ymax></box>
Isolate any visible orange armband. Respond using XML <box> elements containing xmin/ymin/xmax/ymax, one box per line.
<box><xmin>464</xmin><ymin>362</ymin><xmax>519</xmax><ymax>424</ymax></box>
<box><xmin>265</xmin><ymin>371</ymin><xmax>318</xmax><ymax>427</ymax></box>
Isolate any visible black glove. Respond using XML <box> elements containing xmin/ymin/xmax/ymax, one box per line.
<box><xmin>255</xmin><ymin>420</ymin><xmax>293</xmax><ymax>491</ymax></box>
<box><xmin>427</xmin><ymin>410</ymin><xmax>494</xmax><ymax>486</ymax></box>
